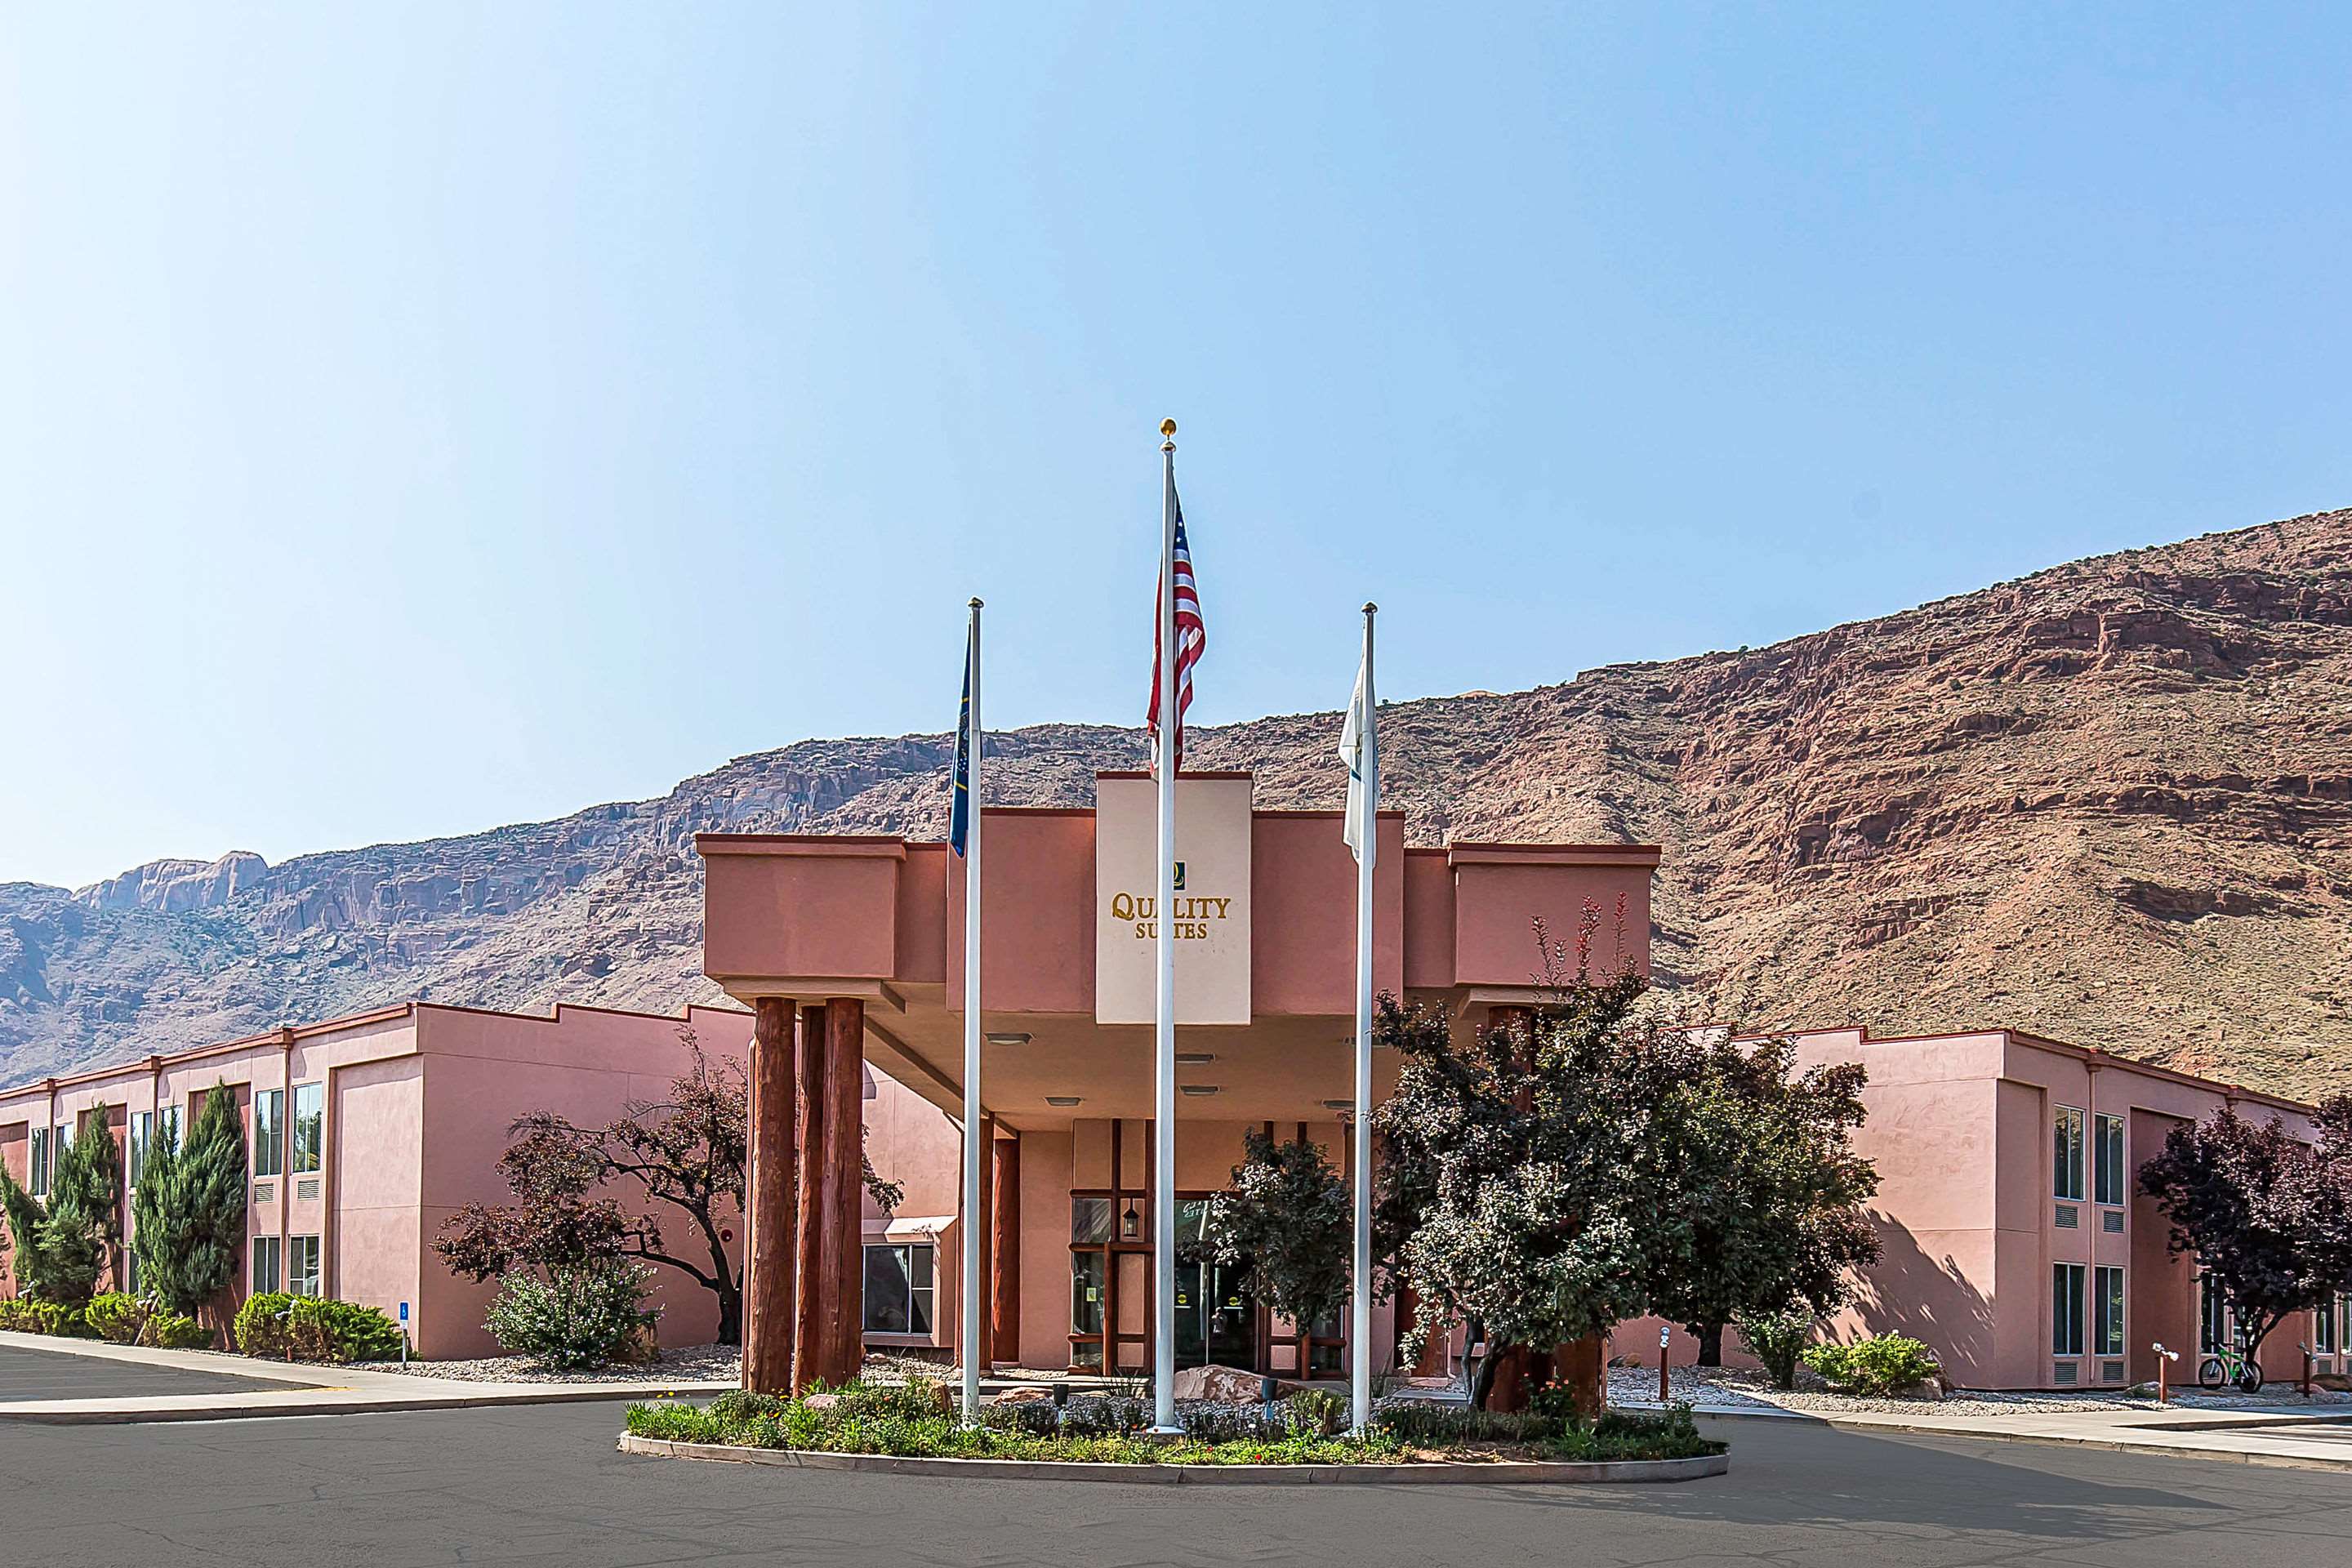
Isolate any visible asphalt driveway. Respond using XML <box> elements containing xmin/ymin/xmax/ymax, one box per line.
<box><xmin>0</xmin><ymin>1342</ymin><xmax>283</xmax><ymax>1402</ymax></box>
<box><xmin>6</xmin><ymin>1399</ymin><xmax>2352</xmax><ymax>1566</ymax></box>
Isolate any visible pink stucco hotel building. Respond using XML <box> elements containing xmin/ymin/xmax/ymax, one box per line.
<box><xmin>6</xmin><ymin>769</ymin><xmax>2341</xmax><ymax>1387</ymax></box>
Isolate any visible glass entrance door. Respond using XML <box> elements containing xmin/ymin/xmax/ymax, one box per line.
<box><xmin>1174</xmin><ymin>1198</ymin><xmax>1257</xmax><ymax>1370</ymax></box>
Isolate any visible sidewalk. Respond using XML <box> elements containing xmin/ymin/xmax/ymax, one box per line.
<box><xmin>0</xmin><ymin>1331</ymin><xmax>733</xmax><ymax>1424</ymax></box>
<box><xmin>1615</xmin><ymin>1393</ymin><xmax>2352</xmax><ymax>1472</ymax></box>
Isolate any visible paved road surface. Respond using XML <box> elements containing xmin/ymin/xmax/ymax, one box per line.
<box><xmin>6</xmin><ymin>1400</ymin><xmax>2350</xmax><ymax>1566</ymax></box>
<box><xmin>0</xmin><ymin>1343</ymin><xmax>280</xmax><ymax>1402</ymax></box>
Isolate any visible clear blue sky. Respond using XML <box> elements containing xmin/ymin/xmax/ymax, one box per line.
<box><xmin>4</xmin><ymin>4</ymin><xmax>2347</xmax><ymax>891</ymax></box>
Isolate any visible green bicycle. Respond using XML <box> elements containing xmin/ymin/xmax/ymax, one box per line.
<box><xmin>2197</xmin><ymin>1339</ymin><xmax>2263</xmax><ymax>1392</ymax></box>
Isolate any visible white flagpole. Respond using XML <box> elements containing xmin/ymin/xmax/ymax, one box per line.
<box><xmin>1152</xmin><ymin>421</ymin><xmax>1181</xmax><ymax>1433</ymax></box>
<box><xmin>1351</xmin><ymin>603</ymin><xmax>1378</xmax><ymax>1436</ymax></box>
<box><xmin>960</xmin><ymin>598</ymin><xmax>984</xmax><ymax>1423</ymax></box>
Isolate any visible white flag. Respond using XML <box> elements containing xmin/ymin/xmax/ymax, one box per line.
<box><xmin>1340</xmin><ymin>654</ymin><xmax>1376</xmax><ymax>866</ymax></box>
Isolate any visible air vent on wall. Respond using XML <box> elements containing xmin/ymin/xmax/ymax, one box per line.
<box><xmin>252</xmin><ymin>1183</ymin><xmax>274</xmax><ymax>1204</ymax></box>
<box><xmin>2102</xmin><ymin>1210</ymin><xmax>2125</xmax><ymax>1233</ymax></box>
<box><xmin>2054</xmin><ymin>1205</ymin><xmax>2078</xmax><ymax>1228</ymax></box>
<box><xmin>296</xmin><ymin>1178</ymin><xmax>322</xmax><ymax>1202</ymax></box>
<box><xmin>2099</xmin><ymin>1361</ymin><xmax>2125</xmax><ymax>1383</ymax></box>
<box><xmin>2053</xmin><ymin>1362</ymin><xmax>2079</xmax><ymax>1385</ymax></box>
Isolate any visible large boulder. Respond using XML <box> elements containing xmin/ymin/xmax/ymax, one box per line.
<box><xmin>1172</xmin><ymin>1364</ymin><xmax>1275</xmax><ymax>1404</ymax></box>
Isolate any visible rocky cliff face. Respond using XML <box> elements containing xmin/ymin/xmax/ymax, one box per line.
<box><xmin>6</xmin><ymin>509</ymin><xmax>2349</xmax><ymax>1100</ymax></box>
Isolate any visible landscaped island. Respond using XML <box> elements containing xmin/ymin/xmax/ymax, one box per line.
<box><xmin>624</xmin><ymin>1377</ymin><xmax>1725</xmax><ymax>1470</ymax></box>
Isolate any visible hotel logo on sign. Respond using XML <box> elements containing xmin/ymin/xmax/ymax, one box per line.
<box><xmin>1107</xmin><ymin>891</ymin><xmax>1235</xmax><ymax>941</ymax></box>
<box><xmin>1094</xmin><ymin>775</ymin><xmax>1253</xmax><ymax>1024</ymax></box>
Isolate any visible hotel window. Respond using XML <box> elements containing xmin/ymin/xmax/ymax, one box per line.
<box><xmin>2093</xmin><ymin>1266</ymin><xmax>2125</xmax><ymax>1356</ymax></box>
<box><xmin>291</xmin><ymin>1083</ymin><xmax>323</xmax><ymax>1174</ymax></box>
<box><xmin>2052</xmin><ymin>1263</ymin><xmax>2086</xmax><ymax>1356</ymax></box>
<box><xmin>29</xmin><ymin>1127</ymin><xmax>49</xmax><ymax>1196</ymax></box>
<box><xmin>55</xmin><ymin>1122</ymin><xmax>72</xmax><ymax>1156</ymax></box>
<box><xmin>2052</xmin><ymin>1107</ymin><xmax>2087</xmax><ymax>1201</ymax></box>
<box><xmin>252</xmin><ymin>1089</ymin><xmax>285</xmax><ymax>1178</ymax></box>
<box><xmin>861</xmin><ymin>1242</ymin><xmax>935</xmax><ymax>1336</ymax></box>
<box><xmin>288</xmin><ymin>1236</ymin><xmax>322</xmax><ymax>1298</ymax></box>
<box><xmin>2317</xmin><ymin>1296</ymin><xmax>2339</xmax><ymax>1356</ymax></box>
<box><xmin>2093</xmin><ymin>1114</ymin><xmax>2127</xmax><ymax>1205</ymax></box>
<box><xmin>251</xmin><ymin>1236</ymin><xmax>283</xmax><ymax>1294</ymax></box>
<box><xmin>157</xmin><ymin>1104</ymin><xmax>180</xmax><ymax>1147</ymax></box>
<box><xmin>129</xmin><ymin>1111</ymin><xmax>152</xmax><ymax>1187</ymax></box>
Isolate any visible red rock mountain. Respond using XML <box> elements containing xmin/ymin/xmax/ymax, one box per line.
<box><xmin>5</xmin><ymin>508</ymin><xmax>2348</xmax><ymax>1100</ymax></box>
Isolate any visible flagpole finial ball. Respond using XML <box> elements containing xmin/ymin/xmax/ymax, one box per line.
<box><xmin>1159</xmin><ymin>418</ymin><xmax>1177</xmax><ymax>445</ymax></box>
<box><xmin>1364</xmin><ymin>601</ymin><xmax>1378</xmax><ymax>615</ymax></box>
<box><xmin>969</xmin><ymin>597</ymin><xmax>983</xmax><ymax>610</ymax></box>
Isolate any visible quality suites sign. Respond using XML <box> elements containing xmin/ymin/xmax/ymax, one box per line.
<box><xmin>1094</xmin><ymin>774</ymin><xmax>1252</xmax><ymax>1024</ymax></box>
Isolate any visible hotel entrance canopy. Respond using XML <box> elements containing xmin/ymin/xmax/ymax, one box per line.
<box><xmin>697</xmin><ymin>772</ymin><xmax>1658</xmax><ymax>1130</ymax></box>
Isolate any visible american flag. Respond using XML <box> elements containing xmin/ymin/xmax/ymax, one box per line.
<box><xmin>1147</xmin><ymin>497</ymin><xmax>1205</xmax><ymax>773</ymax></box>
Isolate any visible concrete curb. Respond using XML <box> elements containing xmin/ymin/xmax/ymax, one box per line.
<box><xmin>0</xmin><ymin>1383</ymin><xmax>737</xmax><ymax>1425</ymax></box>
<box><xmin>615</xmin><ymin>1432</ymin><xmax>1731</xmax><ymax>1485</ymax></box>
<box><xmin>0</xmin><ymin>1330</ymin><xmax>735</xmax><ymax>1423</ymax></box>
<box><xmin>1617</xmin><ymin>1401</ymin><xmax>2352</xmax><ymax>1474</ymax></box>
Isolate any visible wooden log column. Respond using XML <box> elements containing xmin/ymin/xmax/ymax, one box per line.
<box><xmin>821</xmin><ymin>997</ymin><xmax>866</xmax><ymax>1383</ymax></box>
<box><xmin>791</xmin><ymin>1003</ymin><xmax>828</xmax><ymax>1392</ymax></box>
<box><xmin>742</xmin><ymin>996</ymin><xmax>799</xmax><ymax>1395</ymax></box>
<box><xmin>991</xmin><ymin>1130</ymin><xmax>1021</xmax><ymax>1367</ymax></box>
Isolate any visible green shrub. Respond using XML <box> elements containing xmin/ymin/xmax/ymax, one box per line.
<box><xmin>1284</xmin><ymin>1388</ymin><xmax>1348</xmax><ymax>1437</ymax></box>
<box><xmin>1735</xmin><ymin>1306</ymin><xmax>1818</xmax><ymax>1391</ymax></box>
<box><xmin>1802</xmin><ymin>1334</ymin><xmax>1940</xmax><ymax>1396</ymax></box>
<box><xmin>483</xmin><ymin>1262</ymin><xmax>657</xmax><ymax>1369</ymax></box>
<box><xmin>147</xmin><ymin>1312</ymin><xmax>212</xmax><ymax>1351</ymax></box>
<box><xmin>1374</xmin><ymin>1402</ymin><xmax>1555</xmax><ymax>1446</ymax></box>
<box><xmin>0</xmin><ymin>1297</ymin><xmax>71</xmax><ymax>1334</ymax></box>
<box><xmin>85</xmin><ymin>1292</ymin><xmax>146</xmax><ymax>1344</ymax></box>
<box><xmin>234</xmin><ymin>1293</ymin><xmax>405</xmax><ymax>1363</ymax></box>
<box><xmin>1540</xmin><ymin>1405</ymin><xmax>1719</xmax><ymax>1462</ymax></box>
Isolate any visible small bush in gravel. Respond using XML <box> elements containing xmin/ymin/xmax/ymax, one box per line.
<box><xmin>234</xmin><ymin>1293</ymin><xmax>405</xmax><ymax>1363</ymax></box>
<box><xmin>85</xmin><ymin>1292</ymin><xmax>146</xmax><ymax>1343</ymax></box>
<box><xmin>1285</xmin><ymin>1388</ymin><xmax>1348</xmax><ymax>1437</ymax></box>
<box><xmin>1734</xmin><ymin>1307</ymin><xmax>1818</xmax><ymax>1391</ymax></box>
<box><xmin>1802</xmin><ymin>1334</ymin><xmax>1939</xmax><ymax>1396</ymax></box>
<box><xmin>0</xmin><ymin>1297</ymin><xmax>87</xmax><ymax>1337</ymax></box>
<box><xmin>484</xmin><ymin>1261</ymin><xmax>658</xmax><ymax>1369</ymax></box>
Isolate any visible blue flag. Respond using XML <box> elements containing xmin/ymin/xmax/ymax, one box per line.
<box><xmin>950</xmin><ymin>640</ymin><xmax>973</xmax><ymax>856</ymax></box>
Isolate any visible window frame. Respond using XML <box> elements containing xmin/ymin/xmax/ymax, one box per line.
<box><xmin>252</xmin><ymin>1089</ymin><xmax>286</xmax><ymax>1179</ymax></box>
<box><xmin>2316</xmin><ymin>1295</ymin><xmax>2340</xmax><ymax>1356</ymax></box>
<box><xmin>860</xmin><ymin>1241</ymin><xmax>936</xmax><ymax>1337</ymax></box>
<box><xmin>2092</xmin><ymin>1112</ymin><xmax>2127</xmax><ymax>1206</ymax></box>
<box><xmin>2092</xmin><ymin>1265</ymin><xmax>2125</xmax><ymax>1356</ymax></box>
<box><xmin>290</xmin><ymin>1083</ymin><xmax>324</xmax><ymax>1174</ymax></box>
<box><xmin>129</xmin><ymin>1110</ymin><xmax>153</xmax><ymax>1187</ymax></box>
<box><xmin>29</xmin><ymin>1126</ymin><xmax>49</xmax><ymax>1196</ymax></box>
<box><xmin>287</xmin><ymin>1235</ymin><xmax>322</xmax><ymax>1298</ymax></box>
<box><xmin>2053</xmin><ymin>1106</ymin><xmax>2087</xmax><ymax>1201</ymax></box>
<box><xmin>252</xmin><ymin>1235</ymin><xmax>283</xmax><ymax>1294</ymax></box>
<box><xmin>2052</xmin><ymin>1263</ymin><xmax>2087</xmax><ymax>1356</ymax></box>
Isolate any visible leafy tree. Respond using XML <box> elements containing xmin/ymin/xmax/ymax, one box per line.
<box><xmin>1642</xmin><ymin>1031</ymin><xmax>1881</xmax><ymax>1365</ymax></box>
<box><xmin>435</xmin><ymin>1031</ymin><xmax>904</xmax><ymax>1347</ymax></box>
<box><xmin>131</xmin><ymin>1085</ymin><xmax>249</xmax><ymax>1318</ymax></box>
<box><xmin>1202</xmin><ymin>1129</ymin><xmax>1353</xmax><ymax>1342</ymax></box>
<box><xmin>2139</xmin><ymin>1098</ymin><xmax>2352</xmax><ymax>1365</ymax></box>
<box><xmin>0</xmin><ymin>1111</ymin><xmax>125</xmax><ymax>1303</ymax></box>
<box><xmin>1370</xmin><ymin>906</ymin><xmax>1882</xmax><ymax>1413</ymax></box>
<box><xmin>1370</xmin><ymin>964</ymin><xmax>1673</xmax><ymax>1414</ymax></box>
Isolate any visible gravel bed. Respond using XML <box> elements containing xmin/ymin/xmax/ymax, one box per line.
<box><xmin>367</xmin><ymin>1344</ymin><xmax>742</xmax><ymax>1385</ymax></box>
<box><xmin>1607</xmin><ymin>1365</ymin><xmax>2352</xmax><ymax>1418</ymax></box>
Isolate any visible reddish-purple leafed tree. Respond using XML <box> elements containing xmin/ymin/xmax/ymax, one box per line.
<box><xmin>2138</xmin><ymin>1097</ymin><xmax>2352</xmax><ymax>1362</ymax></box>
